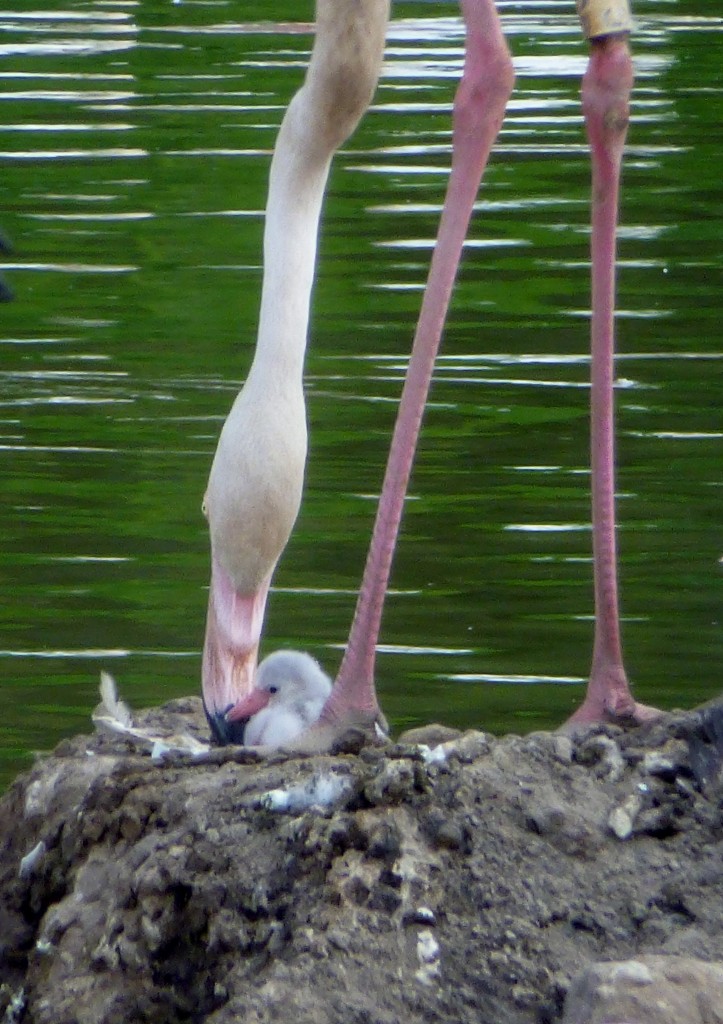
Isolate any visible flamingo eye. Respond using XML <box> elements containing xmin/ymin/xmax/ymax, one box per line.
<box><xmin>268</xmin><ymin>685</ymin><xmax>278</xmax><ymax>694</ymax></box>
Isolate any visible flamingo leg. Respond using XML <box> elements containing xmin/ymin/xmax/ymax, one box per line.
<box><xmin>320</xmin><ymin>0</ymin><xmax>515</xmax><ymax>731</ymax></box>
<box><xmin>567</xmin><ymin>19</ymin><xmax>660</xmax><ymax>726</ymax></box>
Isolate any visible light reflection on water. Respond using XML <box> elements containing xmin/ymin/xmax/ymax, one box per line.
<box><xmin>0</xmin><ymin>2</ymin><xmax>721</xmax><ymax>789</ymax></box>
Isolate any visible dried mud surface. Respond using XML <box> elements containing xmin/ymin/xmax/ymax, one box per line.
<box><xmin>0</xmin><ymin>699</ymin><xmax>721</xmax><ymax>1024</ymax></box>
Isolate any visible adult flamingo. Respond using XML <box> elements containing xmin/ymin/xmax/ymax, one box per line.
<box><xmin>202</xmin><ymin>0</ymin><xmax>388</xmax><ymax>743</ymax></box>
<box><xmin>202</xmin><ymin>0</ymin><xmax>659</xmax><ymax>746</ymax></box>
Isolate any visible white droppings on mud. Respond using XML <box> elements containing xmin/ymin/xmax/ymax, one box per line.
<box><xmin>150</xmin><ymin>738</ymin><xmax>209</xmax><ymax>763</ymax></box>
<box><xmin>259</xmin><ymin>771</ymin><xmax>352</xmax><ymax>813</ymax></box>
<box><xmin>24</xmin><ymin>770</ymin><xmax>62</xmax><ymax>820</ymax></box>
<box><xmin>2</xmin><ymin>987</ymin><xmax>26</xmax><ymax>1024</ymax></box>
<box><xmin>608</xmin><ymin>792</ymin><xmax>644</xmax><ymax>840</ymax></box>
<box><xmin>415</xmin><ymin>929</ymin><xmax>441</xmax><ymax>985</ymax></box>
<box><xmin>418</xmin><ymin>744</ymin><xmax>448</xmax><ymax>766</ymax></box>
<box><xmin>18</xmin><ymin>841</ymin><xmax>46</xmax><ymax>880</ymax></box>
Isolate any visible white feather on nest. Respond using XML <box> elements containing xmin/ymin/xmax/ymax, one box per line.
<box><xmin>98</xmin><ymin>670</ymin><xmax>133</xmax><ymax>729</ymax></box>
<box><xmin>92</xmin><ymin>672</ymin><xmax>209</xmax><ymax>760</ymax></box>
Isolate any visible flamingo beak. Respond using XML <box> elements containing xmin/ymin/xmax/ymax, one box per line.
<box><xmin>206</xmin><ymin>708</ymin><xmax>248</xmax><ymax>747</ymax></box>
<box><xmin>226</xmin><ymin>688</ymin><xmax>271</xmax><ymax>724</ymax></box>
<box><xmin>202</xmin><ymin>592</ymin><xmax>255</xmax><ymax>744</ymax></box>
<box><xmin>201</xmin><ymin>556</ymin><xmax>271</xmax><ymax>745</ymax></box>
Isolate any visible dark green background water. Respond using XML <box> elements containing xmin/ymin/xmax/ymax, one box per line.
<box><xmin>1</xmin><ymin>1</ymin><xmax>720</xmax><ymax>790</ymax></box>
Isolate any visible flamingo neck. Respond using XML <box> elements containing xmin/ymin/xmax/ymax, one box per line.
<box><xmin>248</xmin><ymin>0</ymin><xmax>389</xmax><ymax>391</ymax></box>
<box><xmin>247</xmin><ymin>93</ymin><xmax>333</xmax><ymax>393</ymax></box>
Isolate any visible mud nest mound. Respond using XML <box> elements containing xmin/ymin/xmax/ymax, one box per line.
<box><xmin>0</xmin><ymin>699</ymin><xmax>721</xmax><ymax>1024</ymax></box>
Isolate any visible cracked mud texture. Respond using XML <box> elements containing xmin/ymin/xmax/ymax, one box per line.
<box><xmin>0</xmin><ymin>698</ymin><xmax>721</xmax><ymax>1024</ymax></box>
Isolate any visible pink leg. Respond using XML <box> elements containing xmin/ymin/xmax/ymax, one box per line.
<box><xmin>567</xmin><ymin>34</ymin><xmax>660</xmax><ymax>727</ymax></box>
<box><xmin>320</xmin><ymin>0</ymin><xmax>514</xmax><ymax>731</ymax></box>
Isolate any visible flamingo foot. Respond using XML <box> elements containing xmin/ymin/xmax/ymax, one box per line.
<box><xmin>564</xmin><ymin>666</ymin><xmax>663</xmax><ymax>730</ymax></box>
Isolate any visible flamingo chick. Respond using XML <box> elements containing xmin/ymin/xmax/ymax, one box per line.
<box><xmin>227</xmin><ymin>650</ymin><xmax>332</xmax><ymax>748</ymax></box>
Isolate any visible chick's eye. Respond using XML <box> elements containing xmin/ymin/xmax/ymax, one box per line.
<box><xmin>268</xmin><ymin>686</ymin><xmax>278</xmax><ymax>695</ymax></box>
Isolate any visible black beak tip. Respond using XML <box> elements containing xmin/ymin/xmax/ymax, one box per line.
<box><xmin>204</xmin><ymin>704</ymin><xmax>248</xmax><ymax>746</ymax></box>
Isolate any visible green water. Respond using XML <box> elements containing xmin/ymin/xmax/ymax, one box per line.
<box><xmin>1</xmin><ymin>0</ymin><xmax>721</xmax><ymax>790</ymax></box>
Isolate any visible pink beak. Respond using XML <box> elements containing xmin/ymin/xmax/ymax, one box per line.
<box><xmin>227</xmin><ymin>687</ymin><xmax>271</xmax><ymax>723</ymax></box>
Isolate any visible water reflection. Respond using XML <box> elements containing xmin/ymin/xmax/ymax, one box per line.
<box><xmin>0</xmin><ymin>2</ymin><xmax>721</xmax><ymax>789</ymax></box>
